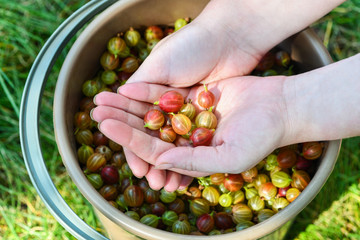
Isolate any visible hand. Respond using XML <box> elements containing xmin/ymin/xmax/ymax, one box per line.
<box><xmin>93</xmin><ymin>75</ymin><xmax>291</xmax><ymax>184</ymax></box>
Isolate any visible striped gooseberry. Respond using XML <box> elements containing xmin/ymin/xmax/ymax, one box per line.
<box><xmin>232</xmin><ymin>203</ymin><xmax>253</xmax><ymax>222</ymax></box>
<box><xmin>202</xmin><ymin>186</ymin><xmax>220</xmax><ymax>206</ymax></box>
<box><xmin>124</xmin><ymin>185</ymin><xmax>144</xmax><ymax>207</ymax></box>
<box><xmin>197</xmin><ymin>84</ymin><xmax>215</xmax><ymax>109</ymax></box>
<box><xmin>247</xmin><ymin>196</ymin><xmax>265</xmax><ymax>212</ymax></box>
<box><xmin>190</xmin><ymin>127</ymin><xmax>214</xmax><ymax>147</ymax></box>
<box><xmin>277</xmin><ymin>148</ymin><xmax>297</xmax><ymax>169</ymax></box>
<box><xmin>196</xmin><ymin>213</ymin><xmax>214</xmax><ymax>234</ymax></box>
<box><xmin>223</xmin><ymin>174</ymin><xmax>244</xmax><ymax>192</ymax></box>
<box><xmin>256</xmin><ymin>209</ymin><xmax>275</xmax><ymax>223</ymax></box>
<box><xmin>120</xmin><ymin>56</ymin><xmax>139</xmax><ymax>73</ymax></box>
<box><xmin>271</xmin><ymin>171</ymin><xmax>292</xmax><ymax>188</ymax></box>
<box><xmin>258</xmin><ymin>182</ymin><xmax>277</xmax><ymax>200</ymax></box>
<box><xmin>241</xmin><ymin>166</ymin><xmax>258</xmax><ymax>183</ymax></box>
<box><xmin>145</xmin><ymin>25</ymin><xmax>164</xmax><ymax>42</ymax></box>
<box><xmin>302</xmin><ymin>141</ymin><xmax>323</xmax><ymax>160</ymax></box>
<box><xmin>179</xmin><ymin>102</ymin><xmax>196</xmax><ymax>120</ymax></box>
<box><xmin>286</xmin><ymin>187</ymin><xmax>301</xmax><ymax>202</ymax></box>
<box><xmin>100</xmin><ymin>51</ymin><xmax>119</xmax><ymax>70</ymax></box>
<box><xmin>155</xmin><ymin>90</ymin><xmax>184</xmax><ymax>113</ymax></box>
<box><xmin>159</xmin><ymin>126</ymin><xmax>177</xmax><ymax>143</ymax></box>
<box><xmin>291</xmin><ymin>170</ymin><xmax>311</xmax><ymax>191</ymax></box>
<box><xmin>107</xmin><ymin>35</ymin><xmax>127</xmax><ymax>56</ymax></box>
<box><xmin>144</xmin><ymin>109</ymin><xmax>165</xmax><ymax>130</ymax></box>
<box><xmin>195</xmin><ymin>109</ymin><xmax>217</xmax><ymax>129</ymax></box>
<box><xmin>171</xmin><ymin>113</ymin><xmax>192</xmax><ymax>135</ymax></box>
<box><xmin>271</xmin><ymin>197</ymin><xmax>289</xmax><ymax>212</ymax></box>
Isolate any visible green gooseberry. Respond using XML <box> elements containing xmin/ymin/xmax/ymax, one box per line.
<box><xmin>124</xmin><ymin>27</ymin><xmax>141</xmax><ymax>47</ymax></box>
<box><xmin>86</xmin><ymin>173</ymin><xmax>103</xmax><ymax>190</ymax></box>
<box><xmin>77</xmin><ymin>145</ymin><xmax>94</xmax><ymax>165</ymax></box>
<box><xmin>265</xmin><ymin>154</ymin><xmax>278</xmax><ymax>171</ymax></box>
<box><xmin>125</xmin><ymin>211</ymin><xmax>140</xmax><ymax>221</ymax></box>
<box><xmin>172</xmin><ymin>219</ymin><xmax>191</xmax><ymax>234</ymax></box>
<box><xmin>262</xmin><ymin>69</ymin><xmax>278</xmax><ymax>77</ymax></box>
<box><xmin>231</xmin><ymin>190</ymin><xmax>245</xmax><ymax>204</ymax></box>
<box><xmin>232</xmin><ymin>203</ymin><xmax>253</xmax><ymax>223</ymax></box>
<box><xmin>138</xmin><ymin>48</ymin><xmax>149</xmax><ymax>62</ymax></box>
<box><xmin>147</xmin><ymin>39</ymin><xmax>159</xmax><ymax>52</ymax></box>
<box><xmin>162</xmin><ymin>210</ymin><xmax>178</xmax><ymax>226</ymax></box>
<box><xmin>244</xmin><ymin>186</ymin><xmax>258</xmax><ymax>200</ymax></box>
<box><xmin>247</xmin><ymin>196</ymin><xmax>265</xmax><ymax>212</ymax></box>
<box><xmin>208</xmin><ymin>229</ymin><xmax>222</xmax><ymax>235</ymax></box>
<box><xmin>159</xmin><ymin>189</ymin><xmax>177</xmax><ymax>203</ymax></box>
<box><xmin>235</xmin><ymin>220</ymin><xmax>255</xmax><ymax>231</ymax></box>
<box><xmin>271</xmin><ymin>171</ymin><xmax>292</xmax><ymax>188</ymax></box>
<box><xmin>101</xmin><ymin>70</ymin><xmax>118</xmax><ymax>85</ymax></box>
<box><xmin>272</xmin><ymin>197</ymin><xmax>290</xmax><ymax>212</ymax></box>
<box><xmin>256</xmin><ymin>209</ymin><xmax>275</xmax><ymax>223</ymax></box>
<box><xmin>140</xmin><ymin>214</ymin><xmax>160</xmax><ymax>228</ymax></box>
<box><xmin>218</xmin><ymin>193</ymin><xmax>233</xmax><ymax>208</ymax></box>
<box><xmin>174</xmin><ymin>18</ymin><xmax>188</xmax><ymax>31</ymax></box>
<box><xmin>82</xmin><ymin>79</ymin><xmax>98</xmax><ymax>97</ymax></box>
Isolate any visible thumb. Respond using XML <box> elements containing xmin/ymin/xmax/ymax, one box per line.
<box><xmin>154</xmin><ymin>144</ymin><xmax>255</xmax><ymax>174</ymax></box>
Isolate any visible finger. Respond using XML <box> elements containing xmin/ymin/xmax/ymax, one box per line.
<box><xmin>178</xmin><ymin>176</ymin><xmax>194</xmax><ymax>190</ymax></box>
<box><xmin>94</xmin><ymin>91</ymin><xmax>153</xmax><ymax>118</ymax></box>
<box><xmin>155</xmin><ymin>144</ymin><xmax>255</xmax><ymax>174</ymax></box>
<box><xmin>98</xmin><ymin>119</ymin><xmax>174</xmax><ymax>165</ymax></box>
<box><xmin>123</xmin><ymin>148</ymin><xmax>149</xmax><ymax>178</ymax></box>
<box><xmin>91</xmin><ymin>106</ymin><xmax>143</xmax><ymax>128</ymax></box>
<box><xmin>145</xmin><ymin>165</ymin><xmax>166</xmax><ymax>190</ymax></box>
<box><xmin>118</xmin><ymin>82</ymin><xmax>189</xmax><ymax>104</ymax></box>
<box><xmin>163</xmin><ymin>171</ymin><xmax>181</xmax><ymax>192</ymax></box>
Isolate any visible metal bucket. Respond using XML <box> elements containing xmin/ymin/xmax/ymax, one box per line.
<box><xmin>20</xmin><ymin>0</ymin><xmax>341</xmax><ymax>239</ymax></box>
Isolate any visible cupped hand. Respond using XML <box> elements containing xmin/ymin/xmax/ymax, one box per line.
<box><xmin>92</xmin><ymin>75</ymin><xmax>292</xmax><ymax>189</ymax></box>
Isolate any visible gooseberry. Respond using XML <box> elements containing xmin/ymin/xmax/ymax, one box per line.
<box><xmin>197</xmin><ymin>85</ymin><xmax>215</xmax><ymax>109</ymax></box>
<box><xmin>196</xmin><ymin>213</ymin><xmax>214</xmax><ymax>234</ymax></box>
<box><xmin>302</xmin><ymin>141</ymin><xmax>323</xmax><ymax>160</ymax></box>
<box><xmin>190</xmin><ymin>127</ymin><xmax>214</xmax><ymax>147</ymax></box>
<box><xmin>277</xmin><ymin>148</ymin><xmax>297</xmax><ymax>169</ymax></box>
<box><xmin>223</xmin><ymin>174</ymin><xmax>244</xmax><ymax>192</ymax></box>
<box><xmin>159</xmin><ymin>126</ymin><xmax>177</xmax><ymax>143</ymax></box>
<box><xmin>145</xmin><ymin>25</ymin><xmax>164</xmax><ymax>42</ymax></box>
<box><xmin>101</xmin><ymin>165</ymin><xmax>119</xmax><ymax>184</ymax></box>
<box><xmin>124</xmin><ymin>185</ymin><xmax>144</xmax><ymax>207</ymax></box>
<box><xmin>171</xmin><ymin>113</ymin><xmax>192</xmax><ymax>135</ymax></box>
<box><xmin>154</xmin><ymin>90</ymin><xmax>184</xmax><ymax>113</ymax></box>
<box><xmin>144</xmin><ymin>109</ymin><xmax>165</xmax><ymax>130</ymax></box>
<box><xmin>195</xmin><ymin>110</ymin><xmax>217</xmax><ymax>129</ymax></box>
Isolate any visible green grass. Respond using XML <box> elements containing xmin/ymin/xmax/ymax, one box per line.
<box><xmin>0</xmin><ymin>0</ymin><xmax>359</xmax><ymax>239</ymax></box>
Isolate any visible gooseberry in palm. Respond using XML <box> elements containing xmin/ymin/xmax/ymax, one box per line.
<box><xmin>154</xmin><ymin>90</ymin><xmax>184</xmax><ymax>113</ymax></box>
<box><xmin>171</xmin><ymin>113</ymin><xmax>192</xmax><ymax>135</ymax></box>
<box><xmin>179</xmin><ymin>102</ymin><xmax>196</xmax><ymax>120</ymax></box>
<box><xmin>190</xmin><ymin>127</ymin><xmax>214</xmax><ymax>147</ymax></box>
<box><xmin>195</xmin><ymin>109</ymin><xmax>217</xmax><ymax>129</ymax></box>
<box><xmin>197</xmin><ymin>84</ymin><xmax>215</xmax><ymax>109</ymax></box>
<box><xmin>144</xmin><ymin>109</ymin><xmax>165</xmax><ymax>130</ymax></box>
<box><xmin>159</xmin><ymin>126</ymin><xmax>177</xmax><ymax>143</ymax></box>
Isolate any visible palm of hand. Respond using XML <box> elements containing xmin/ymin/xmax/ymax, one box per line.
<box><xmin>92</xmin><ymin>76</ymin><xmax>288</xmax><ymax>190</ymax></box>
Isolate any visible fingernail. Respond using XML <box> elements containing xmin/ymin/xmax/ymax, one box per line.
<box><xmin>154</xmin><ymin>163</ymin><xmax>173</xmax><ymax>170</ymax></box>
<box><xmin>97</xmin><ymin>121</ymin><xmax>102</xmax><ymax>130</ymax></box>
<box><xmin>93</xmin><ymin>94</ymin><xmax>97</xmax><ymax>105</ymax></box>
<box><xmin>89</xmin><ymin>108</ymin><xmax>95</xmax><ymax>121</ymax></box>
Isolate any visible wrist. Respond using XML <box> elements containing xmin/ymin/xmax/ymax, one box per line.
<box><xmin>283</xmin><ymin>54</ymin><xmax>360</xmax><ymax>144</ymax></box>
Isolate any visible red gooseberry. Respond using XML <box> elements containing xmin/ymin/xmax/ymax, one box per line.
<box><xmin>154</xmin><ymin>90</ymin><xmax>184</xmax><ymax>113</ymax></box>
<box><xmin>190</xmin><ymin>127</ymin><xmax>214</xmax><ymax>147</ymax></box>
<box><xmin>197</xmin><ymin>85</ymin><xmax>215</xmax><ymax>109</ymax></box>
<box><xmin>144</xmin><ymin>109</ymin><xmax>165</xmax><ymax>130</ymax></box>
<box><xmin>171</xmin><ymin>113</ymin><xmax>192</xmax><ymax>135</ymax></box>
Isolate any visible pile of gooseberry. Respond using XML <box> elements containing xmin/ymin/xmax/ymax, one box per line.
<box><xmin>73</xmin><ymin>18</ymin><xmax>325</xmax><ymax>235</ymax></box>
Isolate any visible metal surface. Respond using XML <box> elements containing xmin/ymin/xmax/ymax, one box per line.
<box><xmin>19</xmin><ymin>1</ymin><xmax>117</xmax><ymax>239</ymax></box>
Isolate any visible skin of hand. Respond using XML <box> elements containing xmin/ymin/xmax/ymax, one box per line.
<box><xmin>93</xmin><ymin>53</ymin><xmax>360</xmax><ymax>189</ymax></box>
<box><xmin>92</xmin><ymin>0</ymin><xmax>347</xmax><ymax>190</ymax></box>
<box><xmin>92</xmin><ymin>75</ymin><xmax>289</xmax><ymax>185</ymax></box>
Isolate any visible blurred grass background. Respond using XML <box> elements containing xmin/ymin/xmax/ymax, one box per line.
<box><xmin>0</xmin><ymin>0</ymin><xmax>359</xmax><ymax>239</ymax></box>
